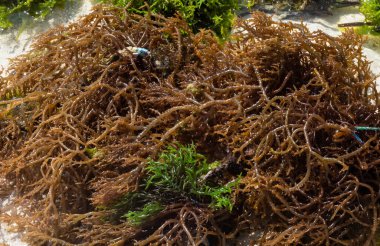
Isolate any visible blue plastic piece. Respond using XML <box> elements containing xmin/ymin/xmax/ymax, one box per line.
<box><xmin>352</xmin><ymin>132</ymin><xmax>364</xmax><ymax>144</ymax></box>
<box><xmin>136</xmin><ymin>48</ymin><xmax>150</xmax><ymax>57</ymax></box>
<box><xmin>351</xmin><ymin>125</ymin><xmax>380</xmax><ymax>144</ymax></box>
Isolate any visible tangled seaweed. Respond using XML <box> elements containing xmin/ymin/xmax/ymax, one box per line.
<box><xmin>0</xmin><ymin>4</ymin><xmax>379</xmax><ymax>245</ymax></box>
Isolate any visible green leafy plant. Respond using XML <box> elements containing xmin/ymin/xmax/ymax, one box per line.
<box><xmin>107</xmin><ymin>192</ymin><xmax>158</xmax><ymax>224</ymax></box>
<box><xmin>84</xmin><ymin>147</ymin><xmax>104</xmax><ymax>159</ymax></box>
<box><xmin>98</xmin><ymin>0</ymin><xmax>239</xmax><ymax>39</ymax></box>
<box><xmin>145</xmin><ymin>143</ymin><xmax>238</xmax><ymax>211</ymax></box>
<box><xmin>110</xmin><ymin>143</ymin><xmax>238</xmax><ymax>227</ymax></box>
<box><xmin>360</xmin><ymin>0</ymin><xmax>380</xmax><ymax>27</ymax></box>
<box><xmin>247</xmin><ymin>0</ymin><xmax>256</xmax><ymax>8</ymax></box>
<box><xmin>0</xmin><ymin>0</ymin><xmax>68</xmax><ymax>29</ymax></box>
<box><xmin>105</xmin><ymin>144</ymin><xmax>240</xmax><ymax>226</ymax></box>
<box><xmin>122</xmin><ymin>201</ymin><xmax>163</xmax><ymax>226</ymax></box>
<box><xmin>202</xmin><ymin>182</ymin><xmax>237</xmax><ymax>211</ymax></box>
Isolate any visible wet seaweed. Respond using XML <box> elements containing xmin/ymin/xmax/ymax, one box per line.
<box><xmin>0</xmin><ymin>4</ymin><xmax>379</xmax><ymax>245</ymax></box>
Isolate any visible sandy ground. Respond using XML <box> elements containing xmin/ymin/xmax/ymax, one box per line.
<box><xmin>0</xmin><ymin>3</ymin><xmax>379</xmax><ymax>246</ymax></box>
<box><xmin>0</xmin><ymin>0</ymin><xmax>94</xmax><ymax>70</ymax></box>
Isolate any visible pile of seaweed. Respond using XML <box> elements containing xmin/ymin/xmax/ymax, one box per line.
<box><xmin>0</xmin><ymin>4</ymin><xmax>379</xmax><ymax>245</ymax></box>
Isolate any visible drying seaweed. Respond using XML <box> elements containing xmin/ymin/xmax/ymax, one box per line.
<box><xmin>0</xmin><ymin>3</ymin><xmax>379</xmax><ymax>245</ymax></box>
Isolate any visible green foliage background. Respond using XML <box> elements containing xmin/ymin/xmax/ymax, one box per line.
<box><xmin>99</xmin><ymin>0</ymin><xmax>239</xmax><ymax>38</ymax></box>
<box><xmin>360</xmin><ymin>0</ymin><xmax>380</xmax><ymax>27</ymax></box>
<box><xmin>0</xmin><ymin>0</ymin><xmax>67</xmax><ymax>29</ymax></box>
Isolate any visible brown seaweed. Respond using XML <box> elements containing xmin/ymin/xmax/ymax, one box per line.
<box><xmin>0</xmin><ymin>4</ymin><xmax>379</xmax><ymax>245</ymax></box>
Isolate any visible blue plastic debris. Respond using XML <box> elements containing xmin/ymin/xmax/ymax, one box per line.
<box><xmin>352</xmin><ymin>126</ymin><xmax>380</xmax><ymax>144</ymax></box>
<box><xmin>135</xmin><ymin>47</ymin><xmax>150</xmax><ymax>57</ymax></box>
<box><xmin>126</xmin><ymin>46</ymin><xmax>150</xmax><ymax>57</ymax></box>
<box><xmin>352</xmin><ymin>132</ymin><xmax>364</xmax><ymax>144</ymax></box>
<box><xmin>118</xmin><ymin>47</ymin><xmax>151</xmax><ymax>59</ymax></box>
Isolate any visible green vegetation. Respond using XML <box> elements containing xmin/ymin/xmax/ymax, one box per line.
<box><xmin>84</xmin><ymin>147</ymin><xmax>104</xmax><ymax>159</ymax></box>
<box><xmin>246</xmin><ymin>0</ymin><xmax>256</xmax><ymax>8</ymax></box>
<box><xmin>0</xmin><ymin>0</ymin><xmax>68</xmax><ymax>29</ymax></box>
<box><xmin>354</xmin><ymin>25</ymin><xmax>380</xmax><ymax>35</ymax></box>
<box><xmin>98</xmin><ymin>0</ymin><xmax>239</xmax><ymax>38</ymax></box>
<box><xmin>146</xmin><ymin>143</ymin><xmax>238</xmax><ymax>211</ymax></box>
<box><xmin>360</xmin><ymin>0</ymin><xmax>380</xmax><ymax>27</ymax></box>
<box><xmin>122</xmin><ymin>202</ymin><xmax>163</xmax><ymax>226</ymax></box>
<box><xmin>339</xmin><ymin>0</ymin><xmax>380</xmax><ymax>38</ymax></box>
<box><xmin>111</xmin><ymin>144</ymin><xmax>238</xmax><ymax>226</ymax></box>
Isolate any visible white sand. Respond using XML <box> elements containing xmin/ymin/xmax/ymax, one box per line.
<box><xmin>0</xmin><ymin>0</ymin><xmax>94</xmax><ymax>69</ymax></box>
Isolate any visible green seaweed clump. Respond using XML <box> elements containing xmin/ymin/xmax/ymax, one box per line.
<box><xmin>122</xmin><ymin>201</ymin><xmax>163</xmax><ymax>226</ymax></box>
<box><xmin>98</xmin><ymin>0</ymin><xmax>239</xmax><ymax>39</ymax></box>
<box><xmin>0</xmin><ymin>0</ymin><xmax>68</xmax><ymax>29</ymax></box>
<box><xmin>360</xmin><ymin>0</ymin><xmax>380</xmax><ymax>27</ymax></box>
<box><xmin>110</xmin><ymin>144</ymin><xmax>237</xmax><ymax>227</ymax></box>
<box><xmin>145</xmin><ymin>143</ymin><xmax>237</xmax><ymax>211</ymax></box>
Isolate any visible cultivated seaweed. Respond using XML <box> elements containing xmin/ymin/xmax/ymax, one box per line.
<box><xmin>0</xmin><ymin>4</ymin><xmax>379</xmax><ymax>245</ymax></box>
